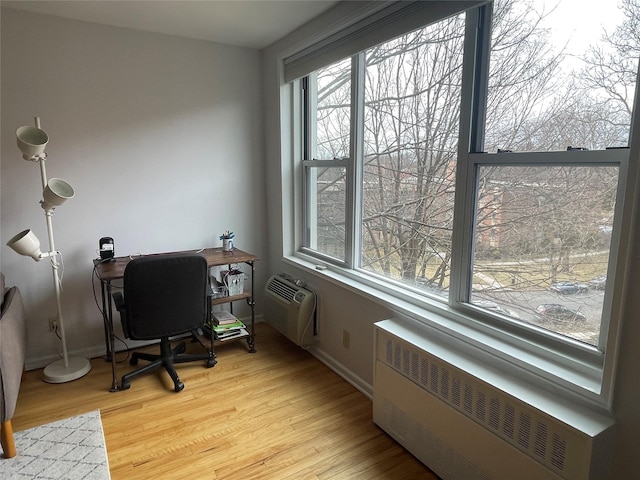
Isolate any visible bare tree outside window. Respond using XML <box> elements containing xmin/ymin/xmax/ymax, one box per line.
<box><xmin>307</xmin><ymin>58</ymin><xmax>351</xmax><ymax>260</ymax></box>
<box><xmin>360</xmin><ymin>15</ymin><xmax>465</xmax><ymax>292</ymax></box>
<box><xmin>305</xmin><ymin>0</ymin><xmax>638</xmax><ymax>347</ymax></box>
<box><xmin>471</xmin><ymin>165</ymin><xmax>618</xmax><ymax>344</ymax></box>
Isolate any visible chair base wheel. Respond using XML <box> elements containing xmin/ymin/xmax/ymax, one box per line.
<box><xmin>207</xmin><ymin>358</ymin><xmax>217</xmax><ymax>368</ymax></box>
<box><xmin>174</xmin><ymin>381</ymin><xmax>184</xmax><ymax>392</ymax></box>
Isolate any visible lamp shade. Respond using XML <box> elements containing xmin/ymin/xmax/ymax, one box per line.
<box><xmin>16</xmin><ymin>126</ymin><xmax>48</xmax><ymax>160</ymax></box>
<box><xmin>7</xmin><ymin>229</ymin><xmax>43</xmax><ymax>261</ymax></box>
<box><xmin>42</xmin><ymin>178</ymin><xmax>74</xmax><ymax>212</ymax></box>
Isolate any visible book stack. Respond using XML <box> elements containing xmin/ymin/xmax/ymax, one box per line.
<box><xmin>209</xmin><ymin>310</ymin><xmax>248</xmax><ymax>341</ymax></box>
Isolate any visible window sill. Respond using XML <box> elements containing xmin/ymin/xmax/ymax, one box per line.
<box><xmin>284</xmin><ymin>253</ymin><xmax>609</xmax><ymax>412</ymax></box>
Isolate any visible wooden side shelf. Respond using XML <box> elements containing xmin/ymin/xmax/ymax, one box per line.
<box><xmin>95</xmin><ymin>247</ymin><xmax>259</xmax><ymax>392</ymax></box>
<box><xmin>210</xmin><ymin>291</ymin><xmax>252</xmax><ymax>307</ymax></box>
<box><xmin>194</xmin><ymin>330</ymin><xmax>251</xmax><ymax>350</ymax></box>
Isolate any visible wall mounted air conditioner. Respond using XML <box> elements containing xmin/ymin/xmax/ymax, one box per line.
<box><xmin>264</xmin><ymin>274</ymin><xmax>315</xmax><ymax>347</ymax></box>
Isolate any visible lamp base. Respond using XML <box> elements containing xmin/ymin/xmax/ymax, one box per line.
<box><xmin>43</xmin><ymin>356</ymin><xmax>91</xmax><ymax>383</ymax></box>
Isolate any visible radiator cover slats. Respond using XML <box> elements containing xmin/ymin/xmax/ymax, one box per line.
<box><xmin>373</xmin><ymin>319</ymin><xmax>615</xmax><ymax>480</ymax></box>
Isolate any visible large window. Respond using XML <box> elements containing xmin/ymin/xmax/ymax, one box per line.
<box><xmin>361</xmin><ymin>15</ymin><xmax>465</xmax><ymax>292</ymax></box>
<box><xmin>304</xmin><ymin>58</ymin><xmax>351</xmax><ymax>260</ymax></box>
<box><xmin>469</xmin><ymin>161</ymin><xmax>620</xmax><ymax>347</ymax></box>
<box><xmin>297</xmin><ymin>0</ymin><xmax>638</xmax><ymax>396</ymax></box>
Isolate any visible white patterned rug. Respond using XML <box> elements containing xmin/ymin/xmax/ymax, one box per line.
<box><xmin>0</xmin><ymin>410</ymin><xmax>110</xmax><ymax>480</ymax></box>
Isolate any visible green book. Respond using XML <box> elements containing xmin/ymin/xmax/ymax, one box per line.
<box><xmin>210</xmin><ymin>319</ymin><xmax>245</xmax><ymax>332</ymax></box>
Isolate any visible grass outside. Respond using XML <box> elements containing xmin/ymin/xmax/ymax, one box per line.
<box><xmin>363</xmin><ymin>248</ymin><xmax>609</xmax><ymax>292</ymax></box>
<box><xmin>474</xmin><ymin>251</ymin><xmax>609</xmax><ymax>290</ymax></box>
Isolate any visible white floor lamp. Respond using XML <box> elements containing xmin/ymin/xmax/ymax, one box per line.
<box><xmin>6</xmin><ymin>117</ymin><xmax>91</xmax><ymax>383</ymax></box>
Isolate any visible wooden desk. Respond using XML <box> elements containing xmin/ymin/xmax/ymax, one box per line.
<box><xmin>94</xmin><ymin>247</ymin><xmax>259</xmax><ymax>392</ymax></box>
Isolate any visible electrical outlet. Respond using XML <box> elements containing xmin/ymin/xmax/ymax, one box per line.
<box><xmin>342</xmin><ymin>330</ymin><xmax>350</xmax><ymax>349</ymax></box>
<box><xmin>48</xmin><ymin>317</ymin><xmax>57</xmax><ymax>332</ymax></box>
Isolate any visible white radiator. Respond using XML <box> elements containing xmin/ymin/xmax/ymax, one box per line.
<box><xmin>264</xmin><ymin>274</ymin><xmax>315</xmax><ymax>347</ymax></box>
<box><xmin>373</xmin><ymin>319</ymin><xmax>615</xmax><ymax>480</ymax></box>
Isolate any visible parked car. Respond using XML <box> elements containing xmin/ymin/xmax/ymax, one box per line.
<box><xmin>535</xmin><ymin>304</ymin><xmax>586</xmax><ymax>322</ymax></box>
<box><xmin>588</xmin><ymin>275</ymin><xmax>607</xmax><ymax>290</ymax></box>
<box><xmin>549</xmin><ymin>281</ymin><xmax>589</xmax><ymax>295</ymax></box>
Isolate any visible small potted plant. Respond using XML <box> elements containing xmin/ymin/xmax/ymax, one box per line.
<box><xmin>220</xmin><ymin>230</ymin><xmax>235</xmax><ymax>252</ymax></box>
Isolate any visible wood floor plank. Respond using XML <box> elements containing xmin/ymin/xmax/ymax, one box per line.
<box><xmin>10</xmin><ymin>322</ymin><xmax>439</xmax><ymax>479</ymax></box>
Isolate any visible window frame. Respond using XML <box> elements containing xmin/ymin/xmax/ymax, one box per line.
<box><xmin>291</xmin><ymin>2</ymin><xmax>635</xmax><ymax>409</ymax></box>
<box><xmin>458</xmin><ymin>149</ymin><xmax>626</xmax><ymax>354</ymax></box>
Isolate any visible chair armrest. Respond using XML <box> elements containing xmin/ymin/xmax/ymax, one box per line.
<box><xmin>0</xmin><ymin>287</ymin><xmax>26</xmax><ymax>421</ymax></box>
<box><xmin>112</xmin><ymin>292</ymin><xmax>125</xmax><ymax>313</ymax></box>
<box><xmin>0</xmin><ymin>286</ymin><xmax>26</xmax><ymax>458</ymax></box>
<box><xmin>112</xmin><ymin>291</ymin><xmax>129</xmax><ymax>337</ymax></box>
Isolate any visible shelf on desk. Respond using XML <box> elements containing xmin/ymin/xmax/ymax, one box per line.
<box><xmin>210</xmin><ymin>290</ymin><xmax>252</xmax><ymax>306</ymax></box>
<box><xmin>194</xmin><ymin>328</ymin><xmax>250</xmax><ymax>350</ymax></box>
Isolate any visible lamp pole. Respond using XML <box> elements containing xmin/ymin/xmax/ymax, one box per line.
<box><xmin>42</xmin><ymin>177</ymin><xmax>70</xmax><ymax>372</ymax></box>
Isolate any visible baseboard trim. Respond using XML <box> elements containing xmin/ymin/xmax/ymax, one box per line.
<box><xmin>310</xmin><ymin>346</ymin><xmax>372</xmax><ymax>399</ymax></box>
<box><xmin>25</xmin><ymin>314</ymin><xmax>266</xmax><ymax>371</ymax></box>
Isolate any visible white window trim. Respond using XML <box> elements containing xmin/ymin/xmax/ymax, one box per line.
<box><xmin>280</xmin><ymin>3</ymin><xmax>640</xmax><ymax>414</ymax></box>
<box><xmin>284</xmin><ymin>250</ymin><xmax>607</xmax><ymax>410</ymax></box>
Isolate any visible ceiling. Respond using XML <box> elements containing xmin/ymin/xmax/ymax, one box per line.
<box><xmin>1</xmin><ymin>0</ymin><xmax>340</xmax><ymax>49</ymax></box>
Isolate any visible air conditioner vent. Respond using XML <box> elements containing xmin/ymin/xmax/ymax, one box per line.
<box><xmin>265</xmin><ymin>276</ymin><xmax>297</xmax><ymax>302</ymax></box>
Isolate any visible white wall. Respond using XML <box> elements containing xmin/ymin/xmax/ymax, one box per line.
<box><xmin>1</xmin><ymin>8</ymin><xmax>268</xmax><ymax>368</ymax></box>
<box><xmin>262</xmin><ymin>3</ymin><xmax>640</xmax><ymax>478</ymax></box>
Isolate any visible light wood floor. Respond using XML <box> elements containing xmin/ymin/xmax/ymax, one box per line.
<box><xmin>11</xmin><ymin>322</ymin><xmax>439</xmax><ymax>479</ymax></box>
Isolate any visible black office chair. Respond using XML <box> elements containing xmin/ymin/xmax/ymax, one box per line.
<box><xmin>113</xmin><ymin>253</ymin><xmax>216</xmax><ymax>392</ymax></box>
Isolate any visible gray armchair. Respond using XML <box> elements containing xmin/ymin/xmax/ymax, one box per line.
<box><xmin>0</xmin><ymin>273</ymin><xmax>27</xmax><ymax>458</ymax></box>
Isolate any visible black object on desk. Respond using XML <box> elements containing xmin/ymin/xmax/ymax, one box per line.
<box><xmin>99</xmin><ymin>237</ymin><xmax>115</xmax><ymax>261</ymax></box>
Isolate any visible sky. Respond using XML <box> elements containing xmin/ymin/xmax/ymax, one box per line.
<box><xmin>542</xmin><ymin>0</ymin><xmax>625</xmax><ymax>56</ymax></box>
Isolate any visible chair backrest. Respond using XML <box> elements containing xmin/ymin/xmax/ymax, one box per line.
<box><xmin>122</xmin><ymin>253</ymin><xmax>208</xmax><ymax>341</ymax></box>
